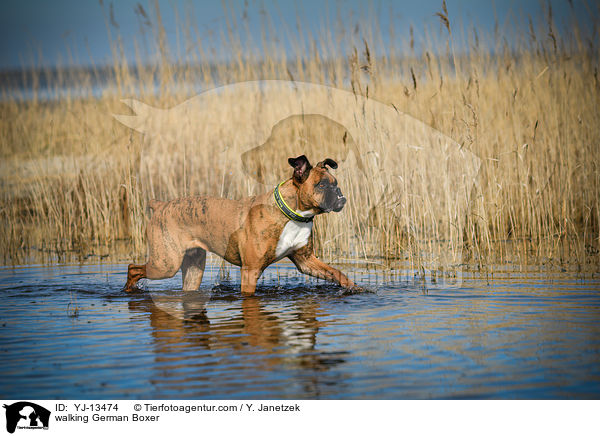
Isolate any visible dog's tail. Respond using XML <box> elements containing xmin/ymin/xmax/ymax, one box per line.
<box><xmin>147</xmin><ymin>199</ymin><xmax>166</xmax><ymax>214</ymax></box>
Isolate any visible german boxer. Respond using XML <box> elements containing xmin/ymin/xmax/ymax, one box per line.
<box><xmin>124</xmin><ymin>155</ymin><xmax>355</xmax><ymax>295</ymax></box>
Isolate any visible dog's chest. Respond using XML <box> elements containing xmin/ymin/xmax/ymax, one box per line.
<box><xmin>275</xmin><ymin>220</ymin><xmax>313</xmax><ymax>260</ymax></box>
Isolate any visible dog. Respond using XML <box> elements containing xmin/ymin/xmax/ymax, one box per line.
<box><xmin>124</xmin><ymin>155</ymin><xmax>355</xmax><ymax>294</ymax></box>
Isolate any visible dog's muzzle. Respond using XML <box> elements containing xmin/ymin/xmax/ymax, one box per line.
<box><xmin>333</xmin><ymin>193</ymin><xmax>346</xmax><ymax>212</ymax></box>
<box><xmin>326</xmin><ymin>187</ymin><xmax>346</xmax><ymax>212</ymax></box>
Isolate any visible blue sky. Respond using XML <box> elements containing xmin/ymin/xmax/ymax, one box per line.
<box><xmin>0</xmin><ymin>0</ymin><xmax>595</xmax><ymax>70</ymax></box>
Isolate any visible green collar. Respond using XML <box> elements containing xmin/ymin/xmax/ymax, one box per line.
<box><xmin>274</xmin><ymin>181</ymin><xmax>314</xmax><ymax>223</ymax></box>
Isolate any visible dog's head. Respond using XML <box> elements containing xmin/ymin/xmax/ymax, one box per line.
<box><xmin>288</xmin><ymin>155</ymin><xmax>346</xmax><ymax>213</ymax></box>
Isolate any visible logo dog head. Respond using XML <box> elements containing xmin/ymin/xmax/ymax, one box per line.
<box><xmin>3</xmin><ymin>402</ymin><xmax>50</xmax><ymax>434</ymax></box>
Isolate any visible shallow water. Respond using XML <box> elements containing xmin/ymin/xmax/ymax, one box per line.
<box><xmin>0</xmin><ymin>262</ymin><xmax>599</xmax><ymax>399</ymax></box>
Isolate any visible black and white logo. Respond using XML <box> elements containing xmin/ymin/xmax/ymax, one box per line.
<box><xmin>3</xmin><ymin>402</ymin><xmax>50</xmax><ymax>434</ymax></box>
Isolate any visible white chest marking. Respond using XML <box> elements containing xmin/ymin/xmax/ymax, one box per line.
<box><xmin>275</xmin><ymin>220</ymin><xmax>313</xmax><ymax>260</ymax></box>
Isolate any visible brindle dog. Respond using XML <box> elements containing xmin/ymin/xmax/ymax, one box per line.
<box><xmin>124</xmin><ymin>155</ymin><xmax>354</xmax><ymax>295</ymax></box>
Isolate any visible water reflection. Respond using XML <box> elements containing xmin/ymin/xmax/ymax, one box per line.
<box><xmin>126</xmin><ymin>287</ymin><xmax>350</xmax><ymax>396</ymax></box>
<box><xmin>0</xmin><ymin>264</ymin><xmax>598</xmax><ymax>399</ymax></box>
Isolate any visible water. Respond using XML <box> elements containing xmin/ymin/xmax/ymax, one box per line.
<box><xmin>1</xmin><ymin>262</ymin><xmax>599</xmax><ymax>399</ymax></box>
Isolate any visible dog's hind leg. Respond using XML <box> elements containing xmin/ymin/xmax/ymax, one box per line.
<box><xmin>181</xmin><ymin>248</ymin><xmax>207</xmax><ymax>291</ymax></box>
<box><xmin>124</xmin><ymin>205</ymin><xmax>187</xmax><ymax>292</ymax></box>
<box><xmin>124</xmin><ymin>243</ymin><xmax>185</xmax><ymax>292</ymax></box>
<box><xmin>124</xmin><ymin>263</ymin><xmax>147</xmax><ymax>292</ymax></box>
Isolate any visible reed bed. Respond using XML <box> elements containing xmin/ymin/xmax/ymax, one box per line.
<box><xmin>0</xmin><ymin>2</ymin><xmax>598</xmax><ymax>273</ymax></box>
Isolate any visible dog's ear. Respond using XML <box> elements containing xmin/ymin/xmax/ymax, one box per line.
<box><xmin>288</xmin><ymin>155</ymin><xmax>312</xmax><ymax>183</ymax></box>
<box><xmin>317</xmin><ymin>158</ymin><xmax>338</xmax><ymax>170</ymax></box>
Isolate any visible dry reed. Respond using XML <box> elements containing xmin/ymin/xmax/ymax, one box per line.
<box><xmin>0</xmin><ymin>2</ymin><xmax>598</xmax><ymax>273</ymax></box>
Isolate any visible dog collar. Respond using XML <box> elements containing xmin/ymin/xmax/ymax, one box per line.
<box><xmin>274</xmin><ymin>182</ymin><xmax>314</xmax><ymax>223</ymax></box>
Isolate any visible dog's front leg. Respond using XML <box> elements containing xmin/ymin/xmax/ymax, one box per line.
<box><xmin>289</xmin><ymin>250</ymin><xmax>355</xmax><ymax>288</ymax></box>
<box><xmin>240</xmin><ymin>265</ymin><xmax>263</xmax><ymax>295</ymax></box>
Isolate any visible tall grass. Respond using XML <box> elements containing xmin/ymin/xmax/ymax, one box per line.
<box><xmin>0</xmin><ymin>2</ymin><xmax>598</xmax><ymax>271</ymax></box>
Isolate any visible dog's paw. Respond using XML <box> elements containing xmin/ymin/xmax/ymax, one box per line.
<box><xmin>122</xmin><ymin>284</ymin><xmax>145</xmax><ymax>293</ymax></box>
<box><xmin>338</xmin><ymin>285</ymin><xmax>374</xmax><ymax>296</ymax></box>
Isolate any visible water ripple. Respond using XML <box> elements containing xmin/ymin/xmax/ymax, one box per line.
<box><xmin>0</xmin><ymin>263</ymin><xmax>599</xmax><ymax>398</ymax></box>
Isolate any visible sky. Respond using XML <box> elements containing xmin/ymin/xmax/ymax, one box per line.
<box><xmin>0</xmin><ymin>0</ymin><xmax>596</xmax><ymax>70</ymax></box>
